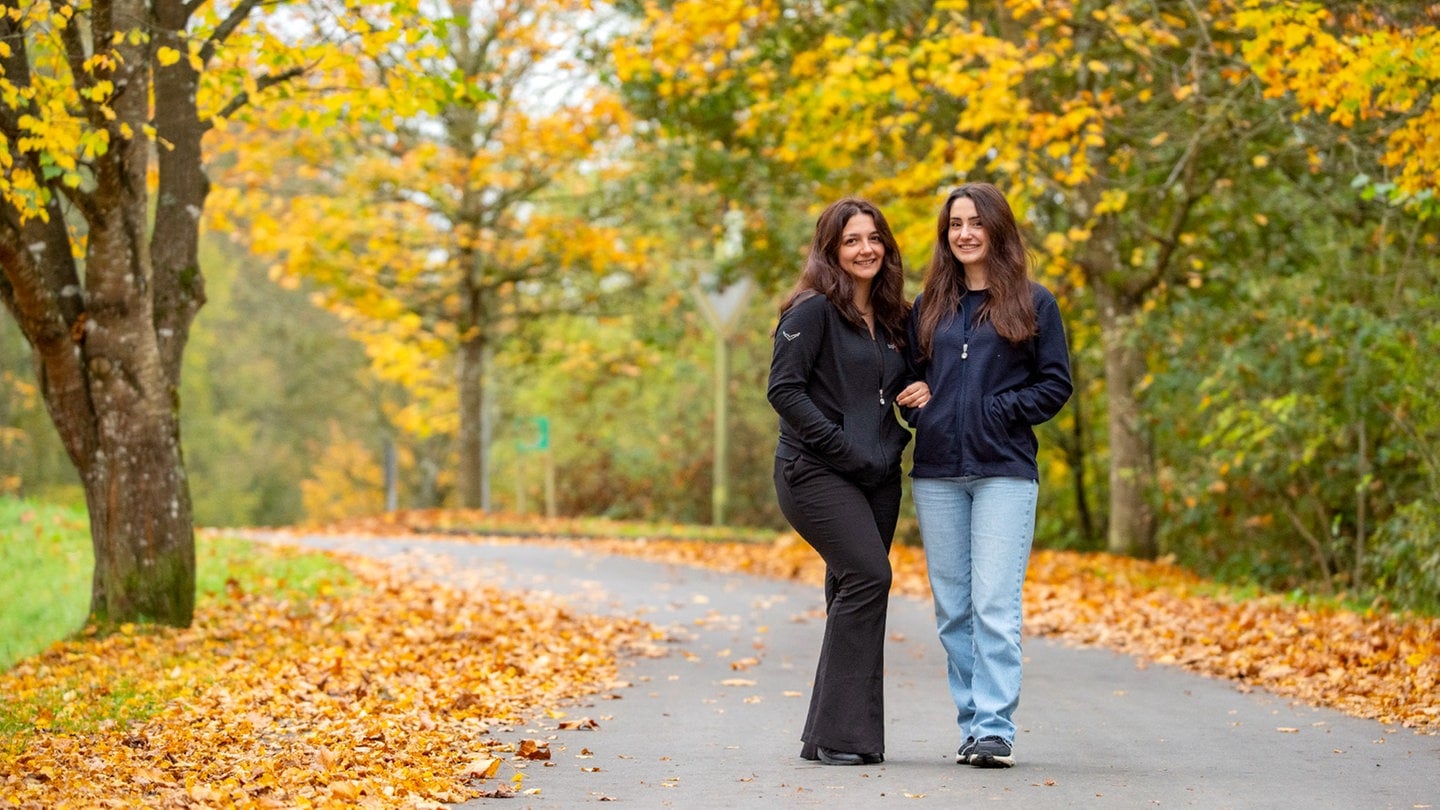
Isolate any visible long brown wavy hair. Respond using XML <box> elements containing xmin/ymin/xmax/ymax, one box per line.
<box><xmin>914</xmin><ymin>183</ymin><xmax>1036</xmax><ymax>359</ymax></box>
<box><xmin>776</xmin><ymin>197</ymin><xmax>910</xmax><ymax>347</ymax></box>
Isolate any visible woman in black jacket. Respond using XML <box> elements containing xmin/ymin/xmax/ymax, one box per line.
<box><xmin>767</xmin><ymin>197</ymin><xmax>930</xmax><ymax>766</ymax></box>
<box><xmin>907</xmin><ymin>183</ymin><xmax>1072</xmax><ymax>769</ymax></box>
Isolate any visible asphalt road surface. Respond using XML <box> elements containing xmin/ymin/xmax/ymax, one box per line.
<box><xmin>259</xmin><ymin>533</ymin><xmax>1440</xmax><ymax>809</ymax></box>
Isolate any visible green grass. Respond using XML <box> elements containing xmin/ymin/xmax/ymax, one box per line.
<box><xmin>196</xmin><ymin>532</ymin><xmax>357</xmax><ymax>607</ymax></box>
<box><xmin>0</xmin><ymin>498</ymin><xmax>92</xmax><ymax>671</ymax></box>
<box><xmin>0</xmin><ymin>495</ymin><xmax>357</xmax><ymax>672</ymax></box>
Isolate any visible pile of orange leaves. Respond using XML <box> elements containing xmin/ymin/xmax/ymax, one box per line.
<box><xmin>1</xmin><ymin>552</ymin><xmax>657</xmax><ymax>808</ymax></box>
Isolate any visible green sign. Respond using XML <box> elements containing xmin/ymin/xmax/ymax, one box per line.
<box><xmin>516</xmin><ymin>416</ymin><xmax>549</xmax><ymax>451</ymax></box>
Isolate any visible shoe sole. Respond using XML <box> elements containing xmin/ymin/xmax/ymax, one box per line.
<box><xmin>971</xmin><ymin>754</ymin><xmax>1015</xmax><ymax>768</ymax></box>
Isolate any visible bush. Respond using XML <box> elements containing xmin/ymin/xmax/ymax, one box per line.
<box><xmin>1374</xmin><ymin>501</ymin><xmax>1440</xmax><ymax>615</ymax></box>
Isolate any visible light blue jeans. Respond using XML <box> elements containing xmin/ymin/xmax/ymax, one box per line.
<box><xmin>912</xmin><ymin>476</ymin><xmax>1038</xmax><ymax>744</ymax></box>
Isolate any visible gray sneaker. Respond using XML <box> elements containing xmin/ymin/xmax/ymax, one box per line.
<box><xmin>970</xmin><ymin>736</ymin><xmax>1014</xmax><ymax>768</ymax></box>
<box><xmin>956</xmin><ymin>736</ymin><xmax>977</xmax><ymax>764</ymax></box>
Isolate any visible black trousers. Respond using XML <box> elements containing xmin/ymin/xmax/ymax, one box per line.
<box><xmin>774</xmin><ymin>454</ymin><xmax>900</xmax><ymax>757</ymax></box>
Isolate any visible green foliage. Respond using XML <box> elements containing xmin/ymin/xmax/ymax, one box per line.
<box><xmin>0</xmin><ymin>319</ymin><xmax>82</xmax><ymax>502</ymax></box>
<box><xmin>1368</xmin><ymin>318</ymin><xmax>1440</xmax><ymax>615</ymax></box>
<box><xmin>179</xmin><ymin>237</ymin><xmax>386</xmax><ymax>527</ymax></box>
<box><xmin>3</xmin><ymin>234</ymin><xmax>385</xmax><ymax>528</ymax></box>
<box><xmin>491</xmin><ymin>282</ymin><xmax>785</xmax><ymax>527</ymax></box>
<box><xmin>1145</xmin><ymin>170</ymin><xmax>1440</xmax><ymax>613</ymax></box>
<box><xmin>1375</xmin><ymin>501</ymin><xmax>1440</xmax><ymax>616</ymax></box>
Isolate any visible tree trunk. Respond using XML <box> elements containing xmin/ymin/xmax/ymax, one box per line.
<box><xmin>1066</xmin><ymin>353</ymin><xmax>1098</xmax><ymax>544</ymax></box>
<box><xmin>0</xmin><ymin>0</ymin><xmax>201</xmax><ymax>627</ymax></box>
<box><xmin>77</xmin><ymin>177</ymin><xmax>195</xmax><ymax>626</ymax></box>
<box><xmin>1094</xmin><ymin>282</ymin><xmax>1157</xmax><ymax>558</ymax></box>
<box><xmin>79</xmin><ymin>380</ymin><xmax>196</xmax><ymax>627</ymax></box>
<box><xmin>456</xmin><ymin>336</ymin><xmax>488</xmax><ymax>509</ymax></box>
<box><xmin>455</xmin><ymin>283</ymin><xmax>488</xmax><ymax>509</ymax></box>
<box><xmin>83</xmin><ymin>0</ymin><xmax>196</xmax><ymax>627</ymax></box>
<box><xmin>150</xmin><ymin>0</ymin><xmax>209</xmax><ymax>374</ymax></box>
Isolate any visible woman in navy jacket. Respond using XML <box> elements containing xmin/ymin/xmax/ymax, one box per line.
<box><xmin>767</xmin><ymin>197</ymin><xmax>930</xmax><ymax>766</ymax></box>
<box><xmin>907</xmin><ymin>183</ymin><xmax>1072</xmax><ymax>769</ymax></box>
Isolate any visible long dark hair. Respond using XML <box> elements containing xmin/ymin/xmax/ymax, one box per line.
<box><xmin>776</xmin><ymin>197</ymin><xmax>909</xmax><ymax>347</ymax></box>
<box><xmin>914</xmin><ymin>183</ymin><xmax>1036</xmax><ymax>359</ymax></box>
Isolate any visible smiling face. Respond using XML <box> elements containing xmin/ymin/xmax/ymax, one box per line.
<box><xmin>838</xmin><ymin>213</ymin><xmax>885</xmax><ymax>286</ymax></box>
<box><xmin>948</xmin><ymin>195</ymin><xmax>990</xmax><ymax>271</ymax></box>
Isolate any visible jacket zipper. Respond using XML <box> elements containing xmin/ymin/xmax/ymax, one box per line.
<box><xmin>961</xmin><ymin>292</ymin><xmax>971</xmax><ymax>360</ymax></box>
<box><xmin>958</xmin><ymin>295</ymin><xmax>972</xmax><ymax>473</ymax></box>
<box><xmin>874</xmin><ymin>331</ymin><xmax>886</xmax><ymax>405</ymax></box>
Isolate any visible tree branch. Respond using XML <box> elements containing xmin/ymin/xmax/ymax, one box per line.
<box><xmin>208</xmin><ymin>66</ymin><xmax>308</xmax><ymax>127</ymax></box>
<box><xmin>200</xmin><ymin>0</ymin><xmax>264</xmax><ymax>62</ymax></box>
<box><xmin>56</xmin><ymin>0</ymin><xmax>105</xmax><ymax>128</ymax></box>
<box><xmin>1283</xmin><ymin>502</ymin><xmax>1334</xmax><ymax>593</ymax></box>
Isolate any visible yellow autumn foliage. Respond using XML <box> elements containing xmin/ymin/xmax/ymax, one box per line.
<box><xmin>1238</xmin><ymin>2</ymin><xmax>1440</xmax><ymax>202</ymax></box>
<box><xmin>205</xmin><ymin>0</ymin><xmax>644</xmax><ymax>459</ymax></box>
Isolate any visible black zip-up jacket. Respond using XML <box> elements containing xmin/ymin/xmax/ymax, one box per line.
<box><xmin>905</xmin><ymin>282</ymin><xmax>1072</xmax><ymax>480</ymax></box>
<box><xmin>767</xmin><ymin>293</ymin><xmax>914</xmax><ymax>487</ymax></box>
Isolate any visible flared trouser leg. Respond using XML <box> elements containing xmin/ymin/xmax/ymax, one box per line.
<box><xmin>774</xmin><ymin>455</ymin><xmax>899</xmax><ymax>757</ymax></box>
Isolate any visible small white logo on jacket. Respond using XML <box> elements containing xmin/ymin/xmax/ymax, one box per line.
<box><xmin>782</xmin><ymin>331</ymin><xmax>801</xmax><ymax>341</ymax></box>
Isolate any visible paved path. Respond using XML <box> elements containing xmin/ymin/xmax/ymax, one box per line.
<box><xmin>265</xmin><ymin>533</ymin><xmax>1439</xmax><ymax>809</ymax></box>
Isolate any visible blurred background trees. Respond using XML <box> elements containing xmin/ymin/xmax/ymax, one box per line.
<box><xmin>4</xmin><ymin>0</ymin><xmax>1437</xmax><ymax>613</ymax></box>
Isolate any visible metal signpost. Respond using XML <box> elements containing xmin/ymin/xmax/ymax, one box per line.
<box><xmin>694</xmin><ymin>208</ymin><xmax>752</xmax><ymax>526</ymax></box>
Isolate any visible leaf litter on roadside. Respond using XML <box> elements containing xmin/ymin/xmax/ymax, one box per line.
<box><xmin>5</xmin><ymin>510</ymin><xmax>1434</xmax><ymax>807</ymax></box>
<box><xmin>323</xmin><ymin>510</ymin><xmax>1437</xmax><ymax>736</ymax></box>
<box><xmin>0</xmin><ymin>550</ymin><xmax>658</xmax><ymax>808</ymax></box>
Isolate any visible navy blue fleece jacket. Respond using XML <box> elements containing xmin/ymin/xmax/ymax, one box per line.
<box><xmin>905</xmin><ymin>282</ymin><xmax>1072</xmax><ymax>480</ymax></box>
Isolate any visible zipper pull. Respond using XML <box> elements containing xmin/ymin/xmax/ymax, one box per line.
<box><xmin>879</xmin><ymin>388</ymin><xmax>886</xmax><ymax>405</ymax></box>
<box><xmin>961</xmin><ymin>342</ymin><xmax>969</xmax><ymax>360</ymax></box>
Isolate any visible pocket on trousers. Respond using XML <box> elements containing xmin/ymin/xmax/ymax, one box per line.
<box><xmin>786</xmin><ymin>453</ymin><xmax>833</xmax><ymax>488</ymax></box>
<box><xmin>781</xmin><ymin>456</ymin><xmax>800</xmax><ymax>484</ymax></box>
<box><xmin>776</xmin><ymin>450</ymin><xmax>806</xmax><ymax>486</ymax></box>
